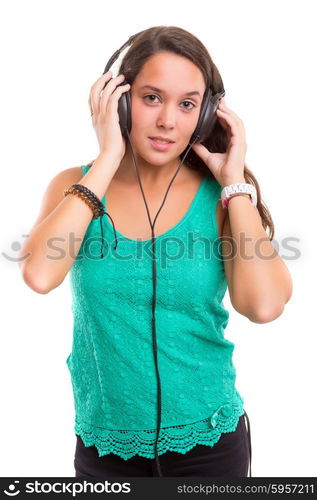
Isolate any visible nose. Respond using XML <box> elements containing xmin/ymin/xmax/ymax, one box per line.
<box><xmin>156</xmin><ymin>104</ymin><xmax>175</xmax><ymax>129</ymax></box>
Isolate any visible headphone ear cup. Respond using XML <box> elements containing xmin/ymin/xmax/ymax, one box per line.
<box><xmin>190</xmin><ymin>89</ymin><xmax>225</xmax><ymax>144</ymax></box>
<box><xmin>117</xmin><ymin>84</ymin><xmax>131</xmax><ymax>137</ymax></box>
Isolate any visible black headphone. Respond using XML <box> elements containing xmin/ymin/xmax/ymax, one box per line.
<box><xmin>100</xmin><ymin>30</ymin><xmax>225</xmax><ymax>478</ymax></box>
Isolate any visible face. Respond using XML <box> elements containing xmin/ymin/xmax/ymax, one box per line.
<box><xmin>129</xmin><ymin>51</ymin><xmax>206</xmax><ymax>167</ymax></box>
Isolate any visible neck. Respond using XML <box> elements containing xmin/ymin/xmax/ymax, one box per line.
<box><xmin>113</xmin><ymin>143</ymin><xmax>186</xmax><ymax>187</ymax></box>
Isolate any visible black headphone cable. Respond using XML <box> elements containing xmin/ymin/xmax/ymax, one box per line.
<box><xmin>97</xmin><ymin>134</ymin><xmax>252</xmax><ymax>478</ymax></box>
<box><xmin>124</xmin><ymin>132</ymin><xmax>199</xmax><ymax>476</ymax></box>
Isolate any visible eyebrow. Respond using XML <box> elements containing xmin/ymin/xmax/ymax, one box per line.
<box><xmin>139</xmin><ymin>85</ymin><xmax>202</xmax><ymax>99</ymax></box>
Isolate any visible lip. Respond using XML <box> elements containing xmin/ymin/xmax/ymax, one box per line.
<box><xmin>148</xmin><ymin>136</ymin><xmax>175</xmax><ymax>151</ymax></box>
<box><xmin>149</xmin><ymin>136</ymin><xmax>175</xmax><ymax>142</ymax></box>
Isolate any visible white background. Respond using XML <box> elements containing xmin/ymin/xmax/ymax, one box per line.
<box><xmin>0</xmin><ymin>0</ymin><xmax>316</xmax><ymax>478</ymax></box>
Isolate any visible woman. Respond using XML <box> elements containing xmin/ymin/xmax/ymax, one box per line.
<box><xmin>19</xmin><ymin>26</ymin><xmax>292</xmax><ymax>478</ymax></box>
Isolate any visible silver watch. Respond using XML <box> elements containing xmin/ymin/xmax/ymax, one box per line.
<box><xmin>221</xmin><ymin>183</ymin><xmax>257</xmax><ymax>208</ymax></box>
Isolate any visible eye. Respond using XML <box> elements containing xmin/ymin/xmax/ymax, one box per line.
<box><xmin>143</xmin><ymin>94</ymin><xmax>196</xmax><ymax>111</ymax></box>
<box><xmin>143</xmin><ymin>94</ymin><xmax>160</xmax><ymax>103</ymax></box>
<box><xmin>181</xmin><ymin>100</ymin><xmax>196</xmax><ymax>111</ymax></box>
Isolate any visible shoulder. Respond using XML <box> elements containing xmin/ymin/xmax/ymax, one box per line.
<box><xmin>55</xmin><ymin>165</ymin><xmax>84</xmax><ymax>182</ymax></box>
<box><xmin>42</xmin><ymin>165</ymin><xmax>84</xmax><ymax>189</ymax></box>
<box><xmin>43</xmin><ymin>166</ymin><xmax>84</xmax><ymax>203</ymax></box>
<box><xmin>30</xmin><ymin>166</ymin><xmax>84</xmax><ymax>228</ymax></box>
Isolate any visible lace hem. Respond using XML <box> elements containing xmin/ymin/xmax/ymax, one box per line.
<box><xmin>74</xmin><ymin>402</ymin><xmax>245</xmax><ymax>461</ymax></box>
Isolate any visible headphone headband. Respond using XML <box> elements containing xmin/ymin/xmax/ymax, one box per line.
<box><xmin>103</xmin><ymin>30</ymin><xmax>145</xmax><ymax>75</ymax></box>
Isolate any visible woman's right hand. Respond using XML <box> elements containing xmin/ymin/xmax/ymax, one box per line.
<box><xmin>88</xmin><ymin>71</ymin><xmax>131</xmax><ymax>164</ymax></box>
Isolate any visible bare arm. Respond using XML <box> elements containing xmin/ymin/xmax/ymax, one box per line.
<box><xmin>19</xmin><ymin>70</ymin><xmax>132</xmax><ymax>293</ymax></box>
<box><xmin>19</xmin><ymin>152</ymin><xmax>120</xmax><ymax>294</ymax></box>
<box><xmin>220</xmin><ymin>197</ymin><xmax>293</xmax><ymax>323</ymax></box>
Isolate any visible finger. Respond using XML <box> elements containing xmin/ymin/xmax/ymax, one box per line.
<box><xmin>192</xmin><ymin>143</ymin><xmax>210</xmax><ymax>164</ymax></box>
<box><xmin>89</xmin><ymin>71</ymin><xmax>112</xmax><ymax>102</ymax></box>
<box><xmin>91</xmin><ymin>71</ymin><xmax>113</xmax><ymax>92</ymax></box>
<box><xmin>216</xmin><ymin>109</ymin><xmax>232</xmax><ymax>133</ymax></box>
<box><xmin>102</xmin><ymin>83</ymin><xmax>131</xmax><ymax>115</ymax></box>
<box><xmin>97</xmin><ymin>74</ymin><xmax>126</xmax><ymax>112</ymax></box>
<box><xmin>218</xmin><ymin>102</ymin><xmax>237</xmax><ymax>119</ymax></box>
<box><xmin>90</xmin><ymin>74</ymin><xmax>114</xmax><ymax>113</ymax></box>
<box><xmin>109</xmin><ymin>82</ymin><xmax>131</xmax><ymax>98</ymax></box>
<box><xmin>220</xmin><ymin>97</ymin><xmax>227</xmax><ymax>107</ymax></box>
<box><xmin>90</xmin><ymin>73</ymin><xmax>122</xmax><ymax>116</ymax></box>
<box><xmin>218</xmin><ymin>101</ymin><xmax>243</xmax><ymax>125</ymax></box>
<box><xmin>99</xmin><ymin>74</ymin><xmax>125</xmax><ymax>99</ymax></box>
<box><xmin>217</xmin><ymin>108</ymin><xmax>244</xmax><ymax>134</ymax></box>
<box><xmin>89</xmin><ymin>71</ymin><xmax>115</xmax><ymax>115</ymax></box>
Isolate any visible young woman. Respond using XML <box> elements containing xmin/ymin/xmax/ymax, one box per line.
<box><xmin>19</xmin><ymin>26</ymin><xmax>292</xmax><ymax>478</ymax></box>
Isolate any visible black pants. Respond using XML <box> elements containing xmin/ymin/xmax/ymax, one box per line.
<box><xmin>74</xmin><ymin>413</ymin><xmax>251</xmax><ymax>477</ymax></box>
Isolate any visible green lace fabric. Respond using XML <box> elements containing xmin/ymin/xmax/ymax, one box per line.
<box><xmin>67</xmin><ymin>165</ymin><xmax>246</xmax><ymax>460</ymax></box>
<box><xmin>74</xmin><ymin>392</ymin><xmax>245</xmax><ymax>460</ymax></box>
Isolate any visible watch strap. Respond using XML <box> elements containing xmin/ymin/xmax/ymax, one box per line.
<box><xmin>221</xmin><ymin>183</ymin><xmax>257</xmax><ymax>208</ymax></box>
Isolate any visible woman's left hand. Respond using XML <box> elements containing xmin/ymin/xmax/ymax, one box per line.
<box><xmin>191</xmin><ymin>98</ymin><xmax>247</xmax><ymax>187</ymax></box>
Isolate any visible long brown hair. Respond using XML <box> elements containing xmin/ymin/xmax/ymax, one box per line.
<box><xmin>88</xmin><ymin>26</ymin><xmax>274</xmax><ymax>240</ymax></box>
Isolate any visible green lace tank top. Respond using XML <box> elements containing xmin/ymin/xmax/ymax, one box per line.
<box><xmin>66</xmin><ymin>164</ymin><xmax>245</xmax><ymax>460</ymax></box>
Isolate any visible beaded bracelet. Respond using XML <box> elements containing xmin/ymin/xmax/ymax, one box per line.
<box><xmin>63</xmin><ymin>184</ymin><xmax>105</xmax><ymax>219</ymax></box>
<box><xmin>63</xmin><ymin>183</ymin><xmax>118</xmax><ymax>256</ymax></box>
